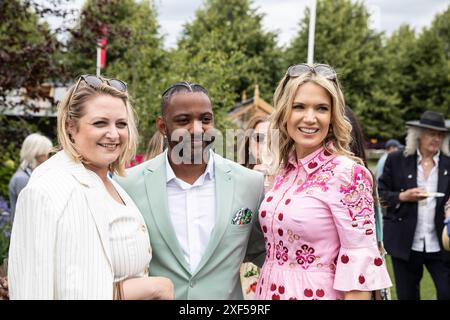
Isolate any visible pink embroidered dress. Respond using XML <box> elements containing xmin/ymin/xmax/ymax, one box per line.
<box><xmin>255</xmin><ymin>146</ymin><xmax>392</xmax><ymax>300</ymax></box>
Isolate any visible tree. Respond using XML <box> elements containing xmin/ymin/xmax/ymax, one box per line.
<box><xmin>64</xmin><ymin>0</ymin><xmax>168</xmax><ymax>149</ymax></box>
<box><xmin>174</xmin><ymin>0</ymin><xmax>283</xmax><ymax>122</ymax></box>
<box><xmin>410</xmin><ymin>5</ymin><xmax>450</xmax><ymax>118</ymax></box>
<box><xmin>0</xmin><ymin>0</ymin><xmax>69</xmax><ymax>199</ymax></box>
<box><xmin>384</xmin><ymin>25</ymin><xmax>419</xmax><ymax>124</ymax></box>
<box><xmin>0</xmin><ymin>0</ymin><xmax>64</xmax><ymax>101</ymax></box>
<box><xmin>285</xmin><ymin>0</ymin><xmax>401</xmax><ymax>139</ymax></box>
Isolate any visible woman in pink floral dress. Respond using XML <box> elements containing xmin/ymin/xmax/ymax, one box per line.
<box><xmin>255</xmin><ymin>64</ymin><xmax>392</xmax><ymax>300</ymax></box>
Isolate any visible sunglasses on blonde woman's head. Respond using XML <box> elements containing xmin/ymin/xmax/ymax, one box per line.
<box><xmin>279</xmin><ymin>64</ymin><xmax>337</xmax><ymax>97</ymax></box>
<box><xmin>286</xmin><ymin>64</ymin><xmax>337</xmax><ymax>81</ymax></box>
<box><xmin>78</xmin><ymin>74</ymin><xmax>128</xmax><ymax>92</ymax></box>
<box><xmin>68</xmin><ymin>75</ymin><xmax>128</xmax><ymax>106</ymax></box>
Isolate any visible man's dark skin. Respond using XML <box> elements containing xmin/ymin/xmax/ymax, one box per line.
<box><xmin>156</xmin><ymin>91</ymin><xmax>215</xmax><ymax>185</ymax></box>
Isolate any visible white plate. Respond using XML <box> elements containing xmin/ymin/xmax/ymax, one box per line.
<box><xmin>421</xmin><ymin>192</ymin><xmax>445</xmax><ymax>198</ymax></box>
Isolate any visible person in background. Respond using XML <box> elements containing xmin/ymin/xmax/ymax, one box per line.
<box><xmin>115</xmin><ymin>81</ymin><xmax>265</xmax><ymax>299</ymax></box>
<box><xmin>8</xmin><ymin>75</ymin><xmax>174</xmax><ymax>300</ymax></box>
<box><xmin>375</xmin><ymin>138</ymin><xmax>403</xmax><ymax>182</ymax></box>
<box><xmin>240</xmin><ymin>115</ymin><xmax>273</xmax><ymax>191</ymax></box>
<box><xmin>241</xmin><ymin>115</ymin><xmax>269</xmax><ymax>169</ymax></box>
<box><xmin>378</xmin><ymin>110</ymin><xmax>450</xmax><ymax>300</ymax></box>
<box><xmin>239</xmin><ymin>115</ymin><xmax>271</xmax><ymax>299</ymax></box>
<box><xmin>8</xmin><ymin>133</ymin><xmax>53</xmax><ymax>220</ymax></box>
<box><xmin>144</xmin><ymin>131</ymin><xmax>167</xmax><ymax>161</ymax></box>
<box><xmin>255</xmin><ymin>63</ymin><xmax>391</xmax><ymax>300</ymax></box>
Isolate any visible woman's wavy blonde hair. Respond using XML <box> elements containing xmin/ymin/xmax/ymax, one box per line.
<box><xmin>56</xmin><ymin>77</ymin><xmax>138</xmax><ymax>176</ymax></box>
<box><xmin>268</xmin><ymin>64</ymin><xmax>361</xmax><ymax>173</ymax></box>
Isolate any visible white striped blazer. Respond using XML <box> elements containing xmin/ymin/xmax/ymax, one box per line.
<box><xmin>8</xmin><ymin>151</ymin><xmax>125</xmax><ymax>299</ymax></box>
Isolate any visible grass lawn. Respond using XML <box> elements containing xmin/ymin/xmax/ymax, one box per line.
<box><xmin>385</xmin><ymin>255</ymin><xmax>437</xmax><ymax>300</ymax></box>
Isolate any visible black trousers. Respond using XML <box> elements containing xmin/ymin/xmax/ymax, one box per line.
<box><xmin>391</xmin><ymin>250</ymin><xmax>450</xmax><ymax>300</ymax></box>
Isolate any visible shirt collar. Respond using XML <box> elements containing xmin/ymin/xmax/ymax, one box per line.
<box><xmin>288</xmin><ymin>143</ymin><xmax>336</xmax><ymax>175</ymax></box>
<box><xmin>165</xmin><ymin>150</ymin><xmax>215</xmax><ymax>184</ymax></box>
<box><xmin>417</xmin><ymin>149</ymin><xmax>440</xmax><ymax>166</ymax></box>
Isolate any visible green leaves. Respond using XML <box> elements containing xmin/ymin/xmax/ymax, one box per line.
<box><xmin>0</xmin><ymin>0</ymin><xmax>60</xmax><ymax>93</ymax></box>
<box><xmin>174</xmin><ymin>0</ymin><xmax>283</xmax><ymax>122</ymax></box>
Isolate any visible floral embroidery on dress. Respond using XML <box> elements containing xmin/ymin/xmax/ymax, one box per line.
<box><xmin>295</xmin><ymin>244</ymin><xmax>316</xmax><ymax>269</ymax></box>
<box><xmin>287</xmin><ymin>229</ymin><xmax>300</xmax><ymax>243</ymax></box>
<box><xmin>295</xmin><ymin>159</ymin><xmax>339</xmax><ymax>194</ymax></box>
<box><xmin>255</xmin><ymin>147</ymin><xmax>392</xmax><ymax>300</ymax></box>
<box><xmin>339</xmin><ymin>164</ymin><xmax>374</xmax><ymax>232</ymax></box>
<box><xmin>275</xmin><ymin>240</ymin><xmax>288</xmax><ymax>265</ymax></box>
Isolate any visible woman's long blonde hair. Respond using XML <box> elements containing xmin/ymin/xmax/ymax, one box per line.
<box><xmin>268</xmin><ymin>66</ymin><xmax>360</xmax><ymax>173</ymax></box>
<box><xmin>56</xmin><ymin>78</ymin><xmax>138</xmax><ymax>176</ymax></box>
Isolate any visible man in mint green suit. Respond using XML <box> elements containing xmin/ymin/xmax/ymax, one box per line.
<box><xmin>115</xmin><ymin>82</ymin><xmax>265</xmax><ymax>299</ymax></box>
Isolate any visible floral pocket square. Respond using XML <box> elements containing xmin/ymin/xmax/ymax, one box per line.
<box><xmin>231</xmin><ymin>208</ymin><xmax>253</xmax><ymax>225</ymax></box>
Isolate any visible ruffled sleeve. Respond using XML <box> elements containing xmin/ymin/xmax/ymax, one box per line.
<box><xmin>329</xmin><ymin>161</ymin><xmax>392</xmax><ymax>292</ymax></box>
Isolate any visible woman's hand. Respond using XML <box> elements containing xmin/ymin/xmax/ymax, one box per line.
<box><xmin>122</xmin><ymin>276</ymin><xmax>174</xmax><ymax>300</ymax></box>
<box><xmin>0</xmin><ymin>277</ymin><xmax>9</xmax><ymax>300</ymax></box>
<box><xmin>344</xmin><ymin>290</ymin><xmax>372</xmax><ymax>300</ymax></box>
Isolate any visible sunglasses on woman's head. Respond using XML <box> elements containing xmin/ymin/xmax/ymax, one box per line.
<box><xmin>286</xmin><ymin>64</ymin><xmax>337</xmax><ymax>81</ymax></box>
<box><xmin>78</xmin><ymin>74</ymin><xmax>128</xmax><ymax>92</ymax></box>
<box><xmin>67</xmin><ymin>75</ymin><xmax>128</xmax><ymax>107</ymax></box>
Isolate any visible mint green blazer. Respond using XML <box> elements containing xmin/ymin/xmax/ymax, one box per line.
<box><xmin>114</xmin><ymin>151</ymin><xmax>265</xmax><ymax>300</ymax></box>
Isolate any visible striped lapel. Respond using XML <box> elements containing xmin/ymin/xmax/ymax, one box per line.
<box><xmin>56</xmin><ymin>151</ymin><xmax>114</xmax><ymax>274</ymax></box>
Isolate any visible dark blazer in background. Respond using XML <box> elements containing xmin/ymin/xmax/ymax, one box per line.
<box><xmin>378</xmin><ymin>150</ymin><xmax>450</xmax><ymax>261</ymax></box>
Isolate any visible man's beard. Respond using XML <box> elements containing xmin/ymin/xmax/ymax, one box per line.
<box><xmin>167</xmin><ymin>132</ymin><xmax>215</xmax><ymax>165</ymax></box>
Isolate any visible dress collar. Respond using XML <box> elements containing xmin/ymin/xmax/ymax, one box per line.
<box><xmin>287</xmin><ymin>143</ymin><xmax>336</xmax><ymax>175</ymax></box>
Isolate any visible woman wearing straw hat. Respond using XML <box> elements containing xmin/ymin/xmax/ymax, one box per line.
<box><xmin>378</xmin><ymin>111</ymin><xmax>450</xmax><ymax>300</ymax></box>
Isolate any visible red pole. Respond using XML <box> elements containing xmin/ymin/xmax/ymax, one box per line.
<box><xmin>96</xmin><ymin>25</ymin><xmax>108</xmax><ymax>76</ymax></box>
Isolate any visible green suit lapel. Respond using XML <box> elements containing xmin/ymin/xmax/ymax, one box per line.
<box><xmin>192</xmin><ymin>153</ymin><xmax>234</xmax><ymax>276</ymax></box>
<box><xmin>143</xmin><ymin>151</ymin><xmax>191</xmax><ymax>274</ymax></box>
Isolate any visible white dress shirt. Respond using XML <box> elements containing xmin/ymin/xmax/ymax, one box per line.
<box><xmin>165</xmin><ymin>152</ymin><xmax>216</xmax><ymax>273</ymax></box>
<box><xmin>412</xmin><ymin>150</ymin><xmax>440</xmax><ymax>252</ymax></box>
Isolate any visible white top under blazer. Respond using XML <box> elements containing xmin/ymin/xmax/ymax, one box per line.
<box><xmin>8</xmin><ymin>151</ymin><xmax>151</xmax><ymax>299</ymax></box>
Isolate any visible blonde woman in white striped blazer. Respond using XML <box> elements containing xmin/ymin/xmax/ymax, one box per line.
<box><xmin>8</xmin><ymin>75</ymin><xmax>174</xmax><ymax>300</ymax></box>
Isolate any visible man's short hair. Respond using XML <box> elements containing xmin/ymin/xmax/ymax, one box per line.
<box><xmin>160</xmin><ymin>82</ymin><xmax>210</xmax><ymax>115</ymax></box>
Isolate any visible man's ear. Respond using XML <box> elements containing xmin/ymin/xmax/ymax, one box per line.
<box><xmin>156</xmin><ymin>116</ymin><xmax>167</xmax><ymax>136</ymax></box>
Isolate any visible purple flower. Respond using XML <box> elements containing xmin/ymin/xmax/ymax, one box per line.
<box><xmin>0</xmin><ymin>196</ymin><xmax>10</xmax><ymax>214</ymax></box>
